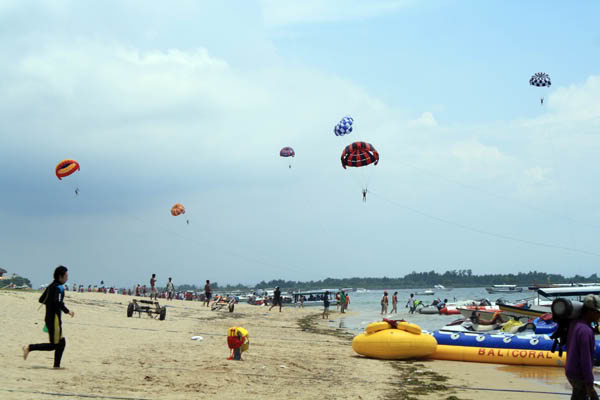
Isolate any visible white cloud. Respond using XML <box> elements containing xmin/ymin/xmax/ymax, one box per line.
<box><xmin>409</xmin><ymin>111</ymin><xmax>437</xmax><ymax>128</ymax></box>
<box><xmin>260</xmin><ymin>0</ymin><xmax>414</xmax><ymax>26</ymax></box>
<box><xmin>548</xmin><ymin>75</ymin><xmax>600</xmax><ymax>121</ymax></box>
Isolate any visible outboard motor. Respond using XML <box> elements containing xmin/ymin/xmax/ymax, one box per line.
<box><xmin>551</xmin><ymin>298</ymin><xmax>583</xmax><ymax>320</ymax></box>
<box><xmin>550</xmin><ymin>298</ymin><xmax>583</xmax><ymax>358</ymax></box>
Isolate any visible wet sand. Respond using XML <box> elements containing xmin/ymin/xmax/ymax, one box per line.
<box><xmin>1</xmin><ymin>290</ymin><xmax>571</xmax><ymax>399</ymax></box>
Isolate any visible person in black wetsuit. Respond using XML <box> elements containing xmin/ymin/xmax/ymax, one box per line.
<box><xmin>23</xmin><ymin>265</ymin><xmax>74</xmax><ymax>368</ymax></box>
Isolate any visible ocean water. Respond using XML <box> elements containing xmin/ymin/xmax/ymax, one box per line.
<box><xmin>331</xmin><ymin>287</ymin><xmax>538</xmax><ymax>333</ymax></box>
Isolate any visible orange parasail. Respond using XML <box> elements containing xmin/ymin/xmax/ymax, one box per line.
<box><xmin>171</xmin><ymin>203</ymin><xmax>186</xmax><ymax>216</ymax></box>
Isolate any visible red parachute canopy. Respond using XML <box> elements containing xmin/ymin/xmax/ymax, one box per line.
<box><xmin>340</xmin><ymin>142</ymin><xmax>379</xmax><ymax>169</ymax></box>
<box><xmin>171</xmin><ymin>203</ymin><xmax>186</xmax><ymax>216</ymax></box>
<box><xmin>55</xmin><ymin>159</ymin><xmax>80</xmax><ymax>180</ymax></box>
<box><xmin>280</xmin><ymin>147</ymin><xmax>295</xmax><ymax>157</ymax></box>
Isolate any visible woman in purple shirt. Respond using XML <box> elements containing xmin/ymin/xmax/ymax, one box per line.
<box><xmin>566</xmin><ymin>294</ymin><xmax>600</xmax><ymax>400</ymax></box>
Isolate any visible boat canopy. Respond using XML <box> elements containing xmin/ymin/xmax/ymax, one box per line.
<box><xmin>537</xmin><ymin>286</ymin><xmax>600</xmax><ymax>298</ymax></box>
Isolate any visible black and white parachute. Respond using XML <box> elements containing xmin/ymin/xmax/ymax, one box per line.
<box><xmin>529</xmin><ymin>72</ymin><xmax>551</xmax><ymax>87</ymax></box>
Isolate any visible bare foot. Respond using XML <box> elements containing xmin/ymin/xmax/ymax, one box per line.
<box><xmin>23</xmin><ymin>346</ymin><xmax>29</xmax><ymax>360</ymax></box>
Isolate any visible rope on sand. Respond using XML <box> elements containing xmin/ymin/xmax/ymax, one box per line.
<box><xmin>451</xmin><ymin>386</ymin><xmax>570</xmax><ymax>396</ymax></box>
<box><xmin>0</xmin><ymin>388</ymin><xmax>152</xmax><ymax>400</ymax></box>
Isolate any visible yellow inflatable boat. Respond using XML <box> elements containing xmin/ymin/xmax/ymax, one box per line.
<box><xmin>352</xmin><ymin>320</ymin><xmax>437</xmax><ymax>360</ymax></box>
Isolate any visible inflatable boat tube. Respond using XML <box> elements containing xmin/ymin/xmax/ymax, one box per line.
<box><xmin>418</xmin><ymin>306</ymin><xmax>440</xmax><ymax>315</ymax></box>
<box><xmin>429</xmin><ymin>344</ymin><xmax>566</xmax><ymax>367</ymax></box>
<box><xmin>353</xmin><ymin>322</ymin><xmax>437</xmax><ymax>360</ymax></box>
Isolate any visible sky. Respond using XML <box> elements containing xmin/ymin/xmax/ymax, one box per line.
<box><xmin>1</xmin><ymin>1</ymin><xmax>600</xmax><ymax>288</ymax></box>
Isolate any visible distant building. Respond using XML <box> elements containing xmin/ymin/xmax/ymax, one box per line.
<box><xmin>0</xmin><ymin>268</ymin><xmax>6</xmax><ymax>278</ymax></box>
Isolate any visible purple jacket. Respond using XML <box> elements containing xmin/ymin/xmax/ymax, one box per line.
<box><xmin>566</xmin><ymin>319</ymin><xmax>596</xmax><ymax>384</ymax></box>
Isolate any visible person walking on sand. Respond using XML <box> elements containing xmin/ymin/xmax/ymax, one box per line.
<box><xmin>392</xmin><ymin>292</ymin><xmax>398</xmax><ymax>313</ymax></box>
<box><xmin>269</xmin><ymin>287</ymin><xmax>283</xmax><ymax>312</ymax></box>
<box><xmin>166</xmin><ymin>277</ymin><xmax>175</xmax><ymax>301</ymax></box>
<box><xmin>322</xmin><ymin>291</ymin><xmax>330</xmax><ymax>319</ymax></box>
<box><xmin>565</xmin><ymin>294</ymin><xmax>600</xmax><ymax>399</ymax></box>
<box><xmin>406</xmin><ymin>293</ymin><xmax>416</xmax><ymax>314</ymax></box>
<box><xmin>336</xmin><ymin>292</ymin><xmax>341</xmax><ymax>311</ymax></box>
<box><xmin>23</xmin><ymin>265</ymin><xmax>75</xmax><ymax>369</ymax></box>
<box><xmin>380</xmin><ymin>291</ymin><xmax>389</xmax><ymax>315</ymax></box>
<box><xmin>300</xmin><ymin>295</ymin><xmax>304</xmax><ymax>308</ymax></box>
<box><xmin>203</xmin><ymin>280</ymin><xmax>212</xmax><ymax>307</ymax></box>
<box><xmin>150</xmin><ymin>274</ymin><xmax>157</xmax><ymax>300</ymax></box>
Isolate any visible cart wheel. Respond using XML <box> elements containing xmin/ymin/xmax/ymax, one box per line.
<box><xmin>228</xmin><ymin>303</ymin><xmax>235</xmax><ymax>313</ymax></box>
<box><xmin>127</xmin><ymin>303</ymin><xmax>134</xmax><ymax>318</ymax></box>
<box><xmin>159</xmin><ymin>308</ymin><xmax>166</xmax><ymax>320</ymax></box>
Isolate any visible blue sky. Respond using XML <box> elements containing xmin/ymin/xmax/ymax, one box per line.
<box><xmin>1</xmin><ymin>1</ymin><xmax>600</xmax><ymax>288</ymax></box>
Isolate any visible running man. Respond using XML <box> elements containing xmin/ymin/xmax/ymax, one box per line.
<box><xmin>166</xmin><ymin>277</ymin><xmax>175</xmax><ymax>301</ymax></box>
<box><xmin>23</xmin><ymin>266</ymin><xmax>74</xmax><ymax>369</ymax></box>
<box><xmin>150</xmin><ymin>273</ymin><xmax>157</xmax><ymax>300</ymax></box>
<box><xmin>269</xmin><ymin>287</ymin><xmax>282</xmax><ymax>312</ymax></box>
<box><xmin>204</xmin><ymin>280</ymin><xmax>212</xmax><ymax>307</ymax></box>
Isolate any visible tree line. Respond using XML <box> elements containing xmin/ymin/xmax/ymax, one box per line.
<box><xmin>174</xmin><ymin>270</ymin><xmax>600</xmax><ymax>292</ymax></box>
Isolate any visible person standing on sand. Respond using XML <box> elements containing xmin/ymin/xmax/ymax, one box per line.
<box><xmin>380</xmin><ymin>291</ymin><xmax>389</xmax><ymax>315</ymax></box>
<box><xmin>23</xmin><ymin>266</ymin><xmax>75</xmax><ymax>369</ymax></box>
<box><xmin>300</xmin><ymin>295</ymin><xmax>304</xmax><ymax>308</ymax></box>
<box><xmin>565</xmin><ymin>294</ymin><xmax>600</xmax><ymax>400</ymax></box>
<box><xmin>339</xmin><ymin>291</ymin><xmax>346</xmax><ymax>314</ymax></box>
<box><xmin>392</xmin><ymin>292</ymin><xmax>398</xmax><ymax>313</ymax></box>
<box><xmin>149</xmin><ymin>274</ymin><xmax>157</xmax><ymax>300</ymax></box>
<box><xmin>269</xmin><ymin>287</ymin><xmax>282</xmax><ymax>312</ymax></box>
<box><xmin>336</xmin><ymin>292</ymin><xmax>341</xmax><ymax>311</ymax></box>
<box><xmin>323</xmin><ymin>291</ymin><xmax>330</xmax><ymax>319</ymax></box>
<box><xmin>166</xmin><ymin>277</ymin><xmax>175</xmax><ymax>301</ymax></box>
<box><xmin>345</xmin><ymin>293</ymin><xmax>350</xmax><ymax>311</ymax></box>
<box><xmin>406</xmin><ymin>293</ymin><xmax>416</xmax><ymax>314</ymax></box>
<box><xmin>204</xmin><ymin>280</ymin><xmax>212</xmax><ymax>307</ymax></box>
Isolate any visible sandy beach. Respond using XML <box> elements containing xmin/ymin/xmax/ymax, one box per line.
<box><xmin>1</xmin><ymin>290</ymin><xmax>572</xmax><ymax>399</ymax></box>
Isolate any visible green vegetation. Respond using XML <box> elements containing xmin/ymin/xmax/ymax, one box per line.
<box><xmin>0</xmin><ymin>275</ymin><xmax>32</xmax><ymax>288</ymax></box>
<box><xmin>205</xmin><ymin>270</ymin><xmax>600</xmax><ymax>291</ymax></box>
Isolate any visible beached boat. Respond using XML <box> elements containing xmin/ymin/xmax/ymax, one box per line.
<box><xmin>485</xmin><ymin>285</ymin><xmax>524</xmax><ymax>294</ymax></box>
<box><xmin>292</xmin><ymin>289</ymin><xmax>339</xmax><ymax>307</ymax></box>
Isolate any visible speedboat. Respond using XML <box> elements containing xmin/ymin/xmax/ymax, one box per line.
<box><xmin>485</xmin><ymin>285</ymin><xmax>524</xmax><ymax>294</ymax></box>
<box><xmin>416</xmin><ymin>289</ymin><xmax>435</xmax><ymax>296</ymax></box>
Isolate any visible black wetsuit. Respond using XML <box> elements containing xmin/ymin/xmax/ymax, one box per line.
<box><xmin>29</xmin><ymin>281</ymin><xmax>69</xmax><ymax>367</ymax></box>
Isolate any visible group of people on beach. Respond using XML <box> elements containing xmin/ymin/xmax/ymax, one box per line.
<box><xmin>23</xmin><ymin>266</ymin><xmax>600</xmax><ymax>399</ymax></box>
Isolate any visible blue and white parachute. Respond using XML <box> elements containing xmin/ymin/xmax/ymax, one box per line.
<box><xmin>529</xmin><ymin>72</ymin><xmax>551</xmax><ymax>87</ymax></box>
<box><xmin>334</xmin><ymin>116</ymin><xmax>354</xmax><ymax>136</ymax></box>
